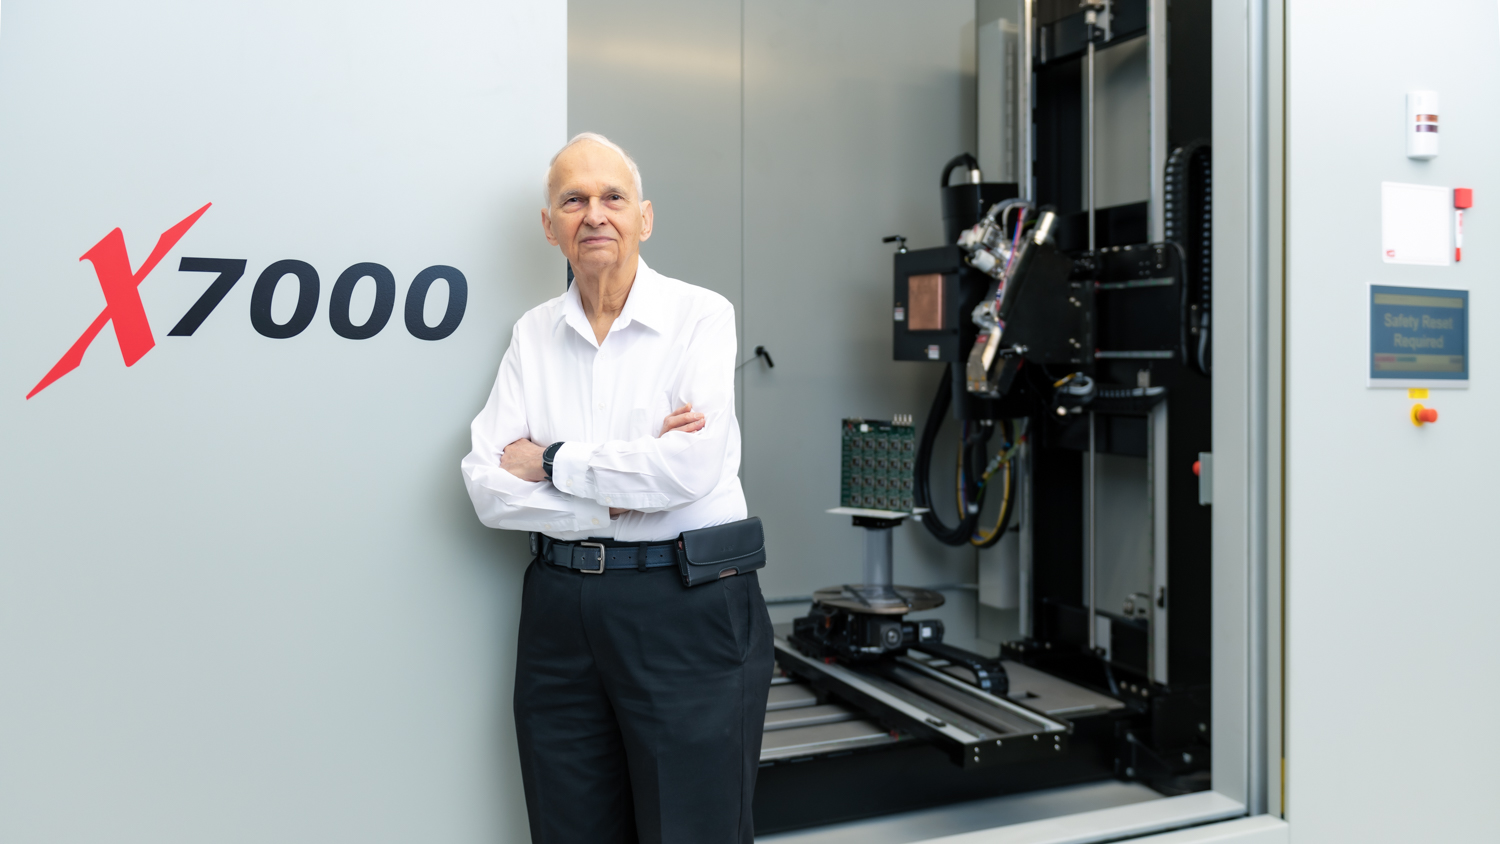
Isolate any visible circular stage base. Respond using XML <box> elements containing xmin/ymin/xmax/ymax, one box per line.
<box><xmin>811</xmin><ymin>584</ymin><xmax>946</xmax><ymax>615</ymax></box>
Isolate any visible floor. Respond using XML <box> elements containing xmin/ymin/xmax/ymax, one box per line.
<box><xmin>756</xmin><ymin>780</ymin><xmax>1164</xmax><ymax>844</ymax></box>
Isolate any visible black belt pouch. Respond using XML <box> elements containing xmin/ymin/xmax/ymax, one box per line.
<box><xmin>677</xmin><ymin>517</ymin><xmax>766</xmax><ymax>587</ymax></box>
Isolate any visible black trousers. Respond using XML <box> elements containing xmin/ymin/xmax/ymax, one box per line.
<box><xmin>514</xmin><ymin>557</ymin><xmax>774</xmax><ymax>844</ymax></box>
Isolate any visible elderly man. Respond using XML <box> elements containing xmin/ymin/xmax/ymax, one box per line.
<box><xmin>461</xmin><ymin>133</ymin><xmax>772</xmax><ymax>844</ymax></box>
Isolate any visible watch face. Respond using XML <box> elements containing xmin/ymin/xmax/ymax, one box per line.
<box><xmin>542</xmin><ymin>442</ymin><xmax>561</xmax><ymax>479</ymax></box>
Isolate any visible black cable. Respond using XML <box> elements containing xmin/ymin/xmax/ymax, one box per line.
<box><xmin>1165</xmin><ymin>239</ymin><xmax>1192</xmax><ymax>368</ymax></box>
<box><xmin>941</xmin><ymin>153</ymin><xmax>980</xmax><ymax>186</ymax></box>
<box><xmin>1195</xmin><ymin>147</ymin><xmax>1213</xmax><ymax>376</ymax></box>
<box><xmin>915</xmin><ymin>366</ymin><xmax>981</xmax><ymax>546</ymax></box>
<box><xmin>962</xmin><ymin>421</ymin><xmax>993</xmax><ymax>509</ymax></box>
<box><xmin>1165</xmin><ymin>141</ymin><xmax>1212</xmax><ymax>378</ymax></box>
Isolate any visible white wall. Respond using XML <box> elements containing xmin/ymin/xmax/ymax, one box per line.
<box><xmin>0</xmin><ymin>2</ymin><xmax>563</xmax><ymax>842</ymax></box>
<box><xmin>568</xmin><ymin>0</ymin><xmax>986</xmax><ymax>642</ymax></box>
<box><xmin>741</xmin><ymin>0</ymin><xmax>980</xmax><ymax>624</ymax></box>
<box><xmin>1283</xmin><ymin>1</ymin><xmax>1500</xmax><ymax>839</ymax></box>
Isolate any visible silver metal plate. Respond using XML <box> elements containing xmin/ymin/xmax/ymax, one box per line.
<box><xmin>933</xmin><ymin>659</ymin><xmax>1125</xmax><ymax>717</ymax></box>
<box><xmin>764</xmin><ymin>703</ymin><xmax>859</xmax><ymax>732</ymax></box>
<box><xmin>766</xmin><ymin>682</ymin><xmax>818</xmax><ymax>712</ymax></box>
<box><xmin>811</xmin><ymin>584</ymin><xmax>946</xmax><ymax>615</ymax></box>
<box><xmin>759</xmin><ymin>719</ymin><xmax>899</xmax><ymax>761</ymax></box>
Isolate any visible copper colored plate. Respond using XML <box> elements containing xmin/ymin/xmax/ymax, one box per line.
<box><xmin>907</xmin><ymin>273</ymin><xmax>945</xmax><ymax>330</ymax></box>
<box><xmin>812</xmin><ymin>584</ymin><xmax>946</xmax><ymax>615</ymax></box>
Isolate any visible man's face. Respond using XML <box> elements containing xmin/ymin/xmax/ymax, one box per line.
<box><xmin>542</xmin><ymin>142</ymin><xmax>653</xmax><ymax>273</ymax></box>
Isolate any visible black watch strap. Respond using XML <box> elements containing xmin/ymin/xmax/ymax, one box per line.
<box><xmin>542</xmin><ymin>441</ymin><xmax>564</xmax><ymax>481</ymax></box>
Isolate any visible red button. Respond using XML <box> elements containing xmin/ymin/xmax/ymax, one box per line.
<box><xmin>1418</xmin><ymin>407</ymin><xmax>1438</xmax><ymax>424</ymax></box>
<box><xmin>1192</xmin><ymin>460</ymin><xmax>1202</xmax><ymax>476</ymax></box>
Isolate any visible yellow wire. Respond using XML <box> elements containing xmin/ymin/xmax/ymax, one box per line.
<box><xmin>954</xmin><ymin>424</ymin><xmax>1021</xmax><ymax>545</ymax></box>
<box><xmin>971</xmin><ymin>459</ymin><xmax>1012</xmax><ymax>545</ymax></box>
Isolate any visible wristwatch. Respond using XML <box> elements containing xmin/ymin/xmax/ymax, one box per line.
<box><xmin>542</xmin><ymin>441</ymin><xmax>564</xmax><ymax>481</ymax></box>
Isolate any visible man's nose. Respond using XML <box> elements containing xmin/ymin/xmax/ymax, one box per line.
<box><xmin>584</xmin><ymin>197</ymin><xmax>610</xmax><ymax>227</ymax></box>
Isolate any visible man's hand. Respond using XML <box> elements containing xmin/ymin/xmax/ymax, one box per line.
<box><xmin>512</xmin><ymin>408</ymin><xmax>702</xmax><ymax>512</ymax></box>
<box><xmin>660</xmin><ymin>403</ymin><xmax>705</xmax><ymax>436</ymax></box>
<box><xmin>608</xmin><ymin>407</ymin><xmax>703</xmax><ymax>519</ymax></box>
<box><xmin>500</xmin><ymin>438</ymin><xmax>547</xmax><ymax>482</ymax></box>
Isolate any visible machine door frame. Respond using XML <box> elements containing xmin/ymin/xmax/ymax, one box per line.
<box><xmin>943</xmin><ymin>0</ymin><xmax>1284</xmax><ymax>839</ymax></box>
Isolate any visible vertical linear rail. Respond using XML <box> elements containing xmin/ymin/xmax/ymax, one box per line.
<box><xmin>1021</xmin><ymin>0</ymin><xmax>1035</xmax><ymax>201</ymax></box>
<box><xmin>1086</xmin><ymin>412</ymin><xmax>1098</xmax><ymax>650</ymax></box>
<box><xmin>1150</xmin><ymin>400</ymin><xmax>1170</xmax><ymax>683</ymax></box>
<box><xmin>1147</xmin><ymin>0</ymin><xmax>1168</xmax><ymax>242</ymax></box>
<box><xmin>1246</xmin><ymin>0</ymin><xmax>1272</xmax><ymax>817</ymax></box>
<box><xmin>1085</xmin><ymin>34</ymin><xmax>1096</xmax><ymax>251</ymax></box>
<box><xmin>1019</xmin><ymin>441</ymin><xmax>1034</xmax><ymax>638</ymax></box>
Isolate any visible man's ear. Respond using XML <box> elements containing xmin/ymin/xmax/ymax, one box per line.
<box><xmin>638</xmin><ymin>199</ymin><xmax>654</xmax><ymax>242</ymax></box>
<box><xmin>541</xmin><ymin>208</ymin><xmax>560</xmax><ymax>246</ymax></box>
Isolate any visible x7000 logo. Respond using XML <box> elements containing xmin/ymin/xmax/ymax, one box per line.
<box><xmin>28</xmin><ymin>204</ymin><xmax>467</xmax><ymax>399</ymax></box>
<box><xmin>27</xmin><ymin>203</ymin><xmax>211</xmax><ymax>398</ymax></box>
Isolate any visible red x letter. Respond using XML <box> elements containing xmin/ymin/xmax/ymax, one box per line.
<box><xmin>27</xmin><ymin>203</ymin><xmax>211</xmax><ymax>399</ymax></box>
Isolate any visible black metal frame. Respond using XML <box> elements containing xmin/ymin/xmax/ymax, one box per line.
<box><xmin>754</xmin><ymin>1</ymin><xmax>1216</xmax><ymax>833</ymax></box>
<box><xmin>1012</xmin><ymin>0</ymin><xmax>1215</xmax><ymax>798</ymax></box>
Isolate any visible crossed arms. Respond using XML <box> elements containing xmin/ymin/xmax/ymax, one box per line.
<box><xmin>459</xmin><ymin>302</ymin><xmax>737</xmax><ymax>534</ymax></box>
<box><xmin>497</xmin><ymin>404</ymin><xmax>704</xmax><ymax>515</ymax></box>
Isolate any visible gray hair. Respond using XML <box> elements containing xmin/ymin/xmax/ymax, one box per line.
<box><xmin>542</xmin><ymin>132</ymin><xmax>644</xmax><ymax>208</ymax></box>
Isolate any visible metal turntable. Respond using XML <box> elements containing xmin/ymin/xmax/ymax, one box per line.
<box><xmin>787</xmin><ymin>508</ymin><xmax>1007</xmax><ymax>694</ymax></box>
<box><xmin>810</xmin><ymin>509</ymin><xmax>944</xmax><ymax>615</ymax></box>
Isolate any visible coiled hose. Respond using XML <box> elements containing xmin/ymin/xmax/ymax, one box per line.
<box><xmin>914</xmin><ymin>366</ymin><xmax>981</xmax><ymax>546</ymax></box>
<box><xmin>915</xmin><ymin>367</ymin><xmax>1019</xmax><ymax>547</ymax></box>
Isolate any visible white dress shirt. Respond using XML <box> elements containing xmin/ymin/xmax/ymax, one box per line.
<box><xmin>461</xmin><ymin>259</ymin><xmax>746</xmax><ymax>542</ymax></box>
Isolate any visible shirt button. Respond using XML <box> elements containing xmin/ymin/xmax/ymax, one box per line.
<box><xmin>591</xmin><ymin>518</ymin><xmax>600</xmax><ymax>525</ymax></box>
<box><xmin>543</xmin><ymin>523</ymin><xmax>551</xmax><ymax>529</ymax></box>
<box><xmin>598</xmin><ymin>403</ymin><xmax>606</xmax><ymax>410</ymax></box>
<box><xmin>567</xmin><ymin>480</ymin><xmax>573</xmax><ymax>487</ymax></box>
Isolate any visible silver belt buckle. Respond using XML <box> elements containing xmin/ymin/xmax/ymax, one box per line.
<box><xmin>579</xmin><ymin>542</ymin><xmax>607</xmax><ymax>574</ymax></box>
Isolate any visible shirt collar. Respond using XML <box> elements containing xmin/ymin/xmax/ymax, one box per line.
<box><xmin>558</xmin><ymin>257</ymin><xmax>665</xmax><ymax>345</ymax></box>
<box><xmin>616</xmin><ymin>259</ymin><xmax>665</xmax><ymax>333</ymax></box>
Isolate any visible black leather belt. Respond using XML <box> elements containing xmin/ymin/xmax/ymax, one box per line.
<box><xmin>531</xmin><ymin>533</ymin><xmax>678</xmax><ymax>574</ymax></box>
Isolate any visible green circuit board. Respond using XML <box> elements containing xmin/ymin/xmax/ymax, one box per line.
<box><xmin>840</xmin><ymin>417</ymin><xmax>916</xmax><ymax>512</ymax></box>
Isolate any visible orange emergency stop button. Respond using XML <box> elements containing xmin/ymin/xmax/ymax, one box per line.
<box><xmin>1411</xmin><ymin>404</ymin><xmax>1439</xmax><ymax>426</ymax></box>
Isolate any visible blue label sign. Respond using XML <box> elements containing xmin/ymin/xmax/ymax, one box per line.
<box><xmin>1370</xmin><ymin>285</ymin><xmax>1468</xmax><ymax>382</ymax></box>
